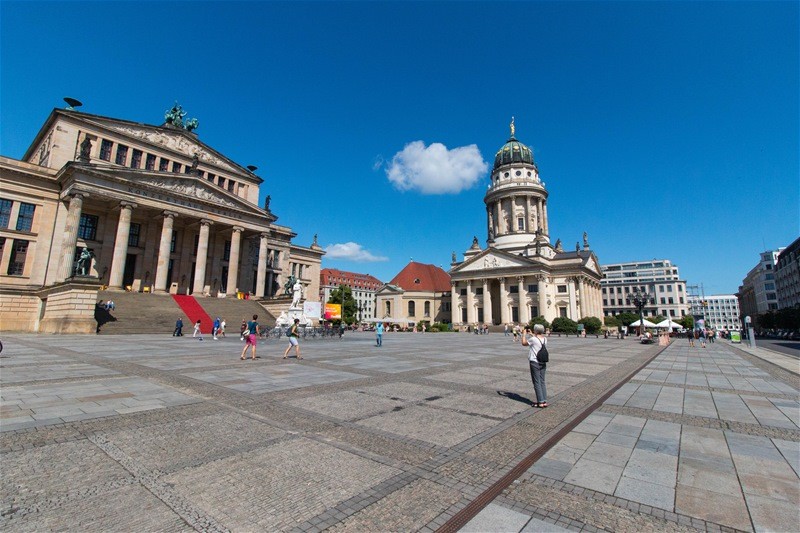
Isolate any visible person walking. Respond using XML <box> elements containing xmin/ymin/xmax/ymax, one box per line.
<box><xmin>687</xmin><ymin>328</ymin><xmax>695</xmax><ymax>347</ymax></box>
<box><xmin>212</xmin><ymin>317</ymin><xmax>221</xmax><ymax>340</ymax></box>
<box><xmin>240</xmin><ymin>314</ymin><xmax>260</xmax><ymax>360</ymax></box>
<box><xmin>240</xmin><ymin>319</ymin><xmax>247</xmax><ymax>341</ymax></box>
<box><xmin>283</xmin><ymin>318</ymin><xmax>302</xmax><ymax>359</ymax></box>
<box><xmin>504</xmin><ymin>323</ymin><xmax>509</xmax><ymax>337</ymax></box>
<box><xmin>219</xmin><ymin>319</ymin><xmax>226</xmax><ymax>338</ymax></box>
<box><xmin>699</xmin><ymin>328</ymin><xmax>707</xmax><ymax>348</ymax></box>
<box><xmin>193</xmin><ymin>320</ymin><xmax>203</xmax><ymax>340</ymax></box>
<box><xmin>376</xmin><ymin>321</ymin><xmax>384</xmax><ymax>347</ymax></box>
<box><xmin>522</xmin><ymin>324</ymin><xmax>549</xmax><ymax>408</ymax></box>
<box><xmin>173</xmin><ymin>318</ymin><xmax>183</xmax><ymax>337</ymax></box>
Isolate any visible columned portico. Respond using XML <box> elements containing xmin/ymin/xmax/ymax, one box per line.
<box><xmin>59</xmin><ymin>193</ymin><xmax>84</xmax><ymax>281</ymax></box>
<box><xmin>578</xmin><ymin>277</ymin><xmax>586</xmax><ymax>319</ymax></box>
<box><xmin>499</xmin><ymin>277</ymin><xmax>509</xmax><ymax>323</ymax></box>
<box><xmin>154</xmin><ymin>211</ymin><xmax>177</xmax><ymax>292</ymax></box>
<box><xmin>451</xmin><ymin>282</ymin><xmax>459</xmax><ymax>324</ymax></box>
<box><xmin>482</xmin><ymin>278</ymin><xmax>493</xmax><ymax>324</ymax></box>
<box><xmin>568</xmin><ymin>278</ymin><xmax>577</xmax><ymax>318</ymax></box>
<box><xmin>193</xmin><ymin>219</ymin><xmax>213</xmax><ymax>295</ymax></box>
<box><xmin>256</xmin><ymin>233</ymin><xmax>269</xmax><ymax>298</ymax></box>
<box><xmin>466</xmin><ymin>280</ymin><xmax>475</xmax><ymax>324</ymax></box>
<box><xmin>108</xmin><ymin>201</ymin><xmax>137</xmax><ymax>290</ymax></box>
<box><xmin>226</xmin><ymin>226</ymin><xmax>243</xmax><ymax>295</ymax></box>
<box><xmin>517</xmin><ymin>276</ymin><xmax>529</xmax><ymax>324</ymax></box>
<box><xmin>537</xmin><ymin>275</ymin><xmax>547</xmax><ymax>319</ymax></box>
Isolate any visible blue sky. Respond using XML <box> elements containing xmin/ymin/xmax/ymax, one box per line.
<box><xmin>2</xmin><ymin>1</ymin><xmax>797</xmax><ymax>295</ymax></box>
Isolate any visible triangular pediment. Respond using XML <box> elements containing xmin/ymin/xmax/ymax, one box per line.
<box><xmin>452</xmin><ymin>248</ymin><xmax>533</xmax><ymax>273</ymax></box>
<box><xmin>377</xmin><ymin>284</ymin><xmax>404</xmax><ymax>295</ymax></box>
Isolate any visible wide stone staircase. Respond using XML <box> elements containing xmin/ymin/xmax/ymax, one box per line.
<box><xmin>96</xmin><ymin>291</ymin><xmax>275</xmax><ymax>335</ymax></box>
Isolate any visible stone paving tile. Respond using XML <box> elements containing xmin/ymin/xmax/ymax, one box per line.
<box><xmin>460</xmin><ymin>502</ymin><xmax>533</xmax><ymax>533</ymax></box>
<box><xmin>288</xmin><ymin>390</ymin><xmax>404</xmax><ymax>421</ymax></box>
<box><xmin>428</xmin><ymin>391</ymin><xmax>530</xmax><ymax>419</ymax></box>
<box><xmin>426</xmin><ymin>368</ymin><xmax>520</xmax><ymax>386</ymax></box>
<box><xmin>1</xmin><ymin>362</ymin><xmax>119</xmax><ymax>384</ymax></box>
<box><xmin>354</xmin><ymin>381</ymin><xmax>450</xmax><ymax>402</ymax></box>
<box><xmin>182</xmin><ymin>365</ymin><xmax>365</xmax><ymax>394</ymax></box>
<box><xmin>614</xmin><ymin>476</ymin><xmax>675</xmax><ymax>511</ymax></box>
<box><xmin>318</xmin><ymin>355</ymin><xmax>451</xmax><ymax>373</ymax></box>
<box><xmin>674</xmin><ymin>484</ymin><xmax>752</xmax><ymax>532</ymax></box>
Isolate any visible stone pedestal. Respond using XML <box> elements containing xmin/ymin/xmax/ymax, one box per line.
<box><xmin>37</xmin><ymin>276</ymin><xmax>102</xmax><ymax>334</ymax></box>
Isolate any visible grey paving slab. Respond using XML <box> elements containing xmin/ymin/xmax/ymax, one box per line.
<box><xmin>319</xmin><ymin>354</ymin><xmax>451</xmax><ymax>373</ymax></box>
<box><xmin>182</xmin><ymin>365</ymin><xmax>365</xmax><ymax>393</ymax></box>
<box><xmin>460</xmin><ymin>503</ymin><xmax>532</xmax><ymax>533</ymax></box>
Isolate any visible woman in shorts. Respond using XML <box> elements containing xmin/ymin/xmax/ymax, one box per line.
<box><xmin>283</xmin><ymin>318</ymin><xmax>303</xmax><ymax>359</ymax></box>
<box><xmin>240</xmin><ymin>315</ymin><xmax>260</xmax><ymax>360</ymax></box>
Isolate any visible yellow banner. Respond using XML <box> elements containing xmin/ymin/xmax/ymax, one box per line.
<box><xmin>324</xmin><ymin>303</ymin><xmax>341</xmax><ymax>320</ymax></box>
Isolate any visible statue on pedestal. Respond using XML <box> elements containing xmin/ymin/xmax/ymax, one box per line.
<box><xmin>291</xmin><ymin>280</ymin><xmax>303</xmax><ymax>308</ymax></box>
<box><xmin>75</xmin><ymin>247</ymin><xmax>95</xmax><ymax>276</ymax></box>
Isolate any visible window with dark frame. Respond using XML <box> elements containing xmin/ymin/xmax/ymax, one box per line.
<box><xmin>170</xmin><ymin>232</ymin><xmax>177</xmax><ymax>253</ymax></box>
<box><xmin>0</xmin><ymin>198</ymin><xmax>12</xmax><ymax>228</ymax></box>
<box><xmin>159</xmin><ymin>158</ymin><xmax>169</xmax><ymax>171</ymax></box>
<box><xmin>100</xmin><ymin>139</ymin><xmax>113</xmax><ymax>161</ymax></box>
<box><xmin>145</xmin><ymin>153</ymin><xmax>156</xmax><ymax>170</ymax></box>
<box><xmin>130</xmin><ymin>149</ymin><xmax>143</xmax><ymax>169</ymax></box>
<box><xmin>172</xmin><ymin>162</ymin><xmax>182</xmax><ymax>173</ymax></box>
<box><xmin>115</xmin><ymin>145</ymin><xmax>128</xmax><ymax>165</ymax></box>
<box><xmin>128</xmin><ymin>223</ymin><xmax>141</xmax><ymax>247</ymax></box>
<box><xmin>15</xmin><ymin>203</ymin><xmax>35</xmax><ymax>232</ymax></box>
<box><xmin>78</xmin><ymin>214</ymin><xmax>99</xmax><ymax>241</ymax></box>
<box><xmin>7</xmin><ymin>239</ymin><xmax>29</xmax><ymax>275</ymax></box>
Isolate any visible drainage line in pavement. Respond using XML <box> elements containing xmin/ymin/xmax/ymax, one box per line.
<box><xmin>437</xmin><ymin>344</ymin><xmax>669</xmax><ymax>533</ymax></box>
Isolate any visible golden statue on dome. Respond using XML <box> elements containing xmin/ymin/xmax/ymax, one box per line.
<box><xmin>510</xmin><ymin>116</ymin><xmax>515</xmax><ymax>138</ymax></box>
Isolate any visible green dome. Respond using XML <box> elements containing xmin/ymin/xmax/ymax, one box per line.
<box><xmin>493</xmin><ymin>136</ymin><xmax>534</xmax><ymax>170</ymax></box>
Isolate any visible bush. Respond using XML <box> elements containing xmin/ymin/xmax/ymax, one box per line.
<box><xmin>428</xmin><ymin>322</ymin><xmax>454</xmax><ymax>333</ymax></box>
<box><xmin>604</xmin><ymin>316</ymin><xmax>620</xmax><ymax>328</ymax></box>
<box><xmin>616</xmin><ymin>312</ymin><xmax>639</xmax><ymax>327</ymax></box>
<box><xmin>578</xmin><ymin>316</ymin><xmax>602</xmax><ymax>334</ymax></box>
<box><xmin>528</xmin><ymin>316</ymin><xmax>550</xmax><ymax>330</ymax></box>
<box><xmin>551</xmin><ymin>316</ymin><xmax>578</xmax><ymax>334</ymax></box>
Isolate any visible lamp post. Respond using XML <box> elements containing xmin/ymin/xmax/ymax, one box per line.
<box><xmin>627</xmin><ymin>288</ymin><xmax>650</xmax><ymax>336</ymax></box>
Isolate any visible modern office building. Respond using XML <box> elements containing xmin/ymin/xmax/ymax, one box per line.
<box><xmin>319</xmin><ymin>268</ymin><xmax>382</xmax><ymax>322</ymax></box>
<box><xmin>687</xmin><ymin>294</ymin><xmax>741</xmax><ymax>331</ymax></box>
<box><xmin>600</xmin><ymin>259</ymin><xmax>689</xmax><ymax>319</ymax></box>
<box><xmin>448</xmin><ymin>120</ymin><xmax>603</xmax><ymax>328</ymax></box>
<box><xmin>738</xmin><ymin>248</ymin><xmax>784</xmax><ymax>324</ymax></box>
<box><xmin>0</xmin><ymin>103</ymin><xmax>322</xmax><ymax>332</ymax></box>
<box><xmin>775</xmin><ymin>237</ymin><xmax>800</xmax><ymax>309</ymax></box>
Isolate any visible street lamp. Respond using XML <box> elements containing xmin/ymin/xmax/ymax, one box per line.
<box><xmin>627</xmin><ymin>288</ymin><xmax>650</xmax><ymax>336</ymax></box>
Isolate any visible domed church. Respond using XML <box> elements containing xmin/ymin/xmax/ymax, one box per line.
<box><xmin>448</xmin><ymin>119</ymin><xmax>603</xmax><ymax>327</ymax></box>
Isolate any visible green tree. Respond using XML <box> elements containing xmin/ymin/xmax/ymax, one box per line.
<box><xmin>578</xmin><ymin>316</ymin><xmax>603</xmax><ymax>334</ymax></box>
<box><xmin>327</xmin><ymin>285</ymin><xmax>358</xmax><ymax>325</ymax></box>
<box><xmin>615</xmin><ymin>312</ymin><xmax>639</xmax><ymax>327</ymax></box>
<box><xmin>528</xmin><ymin>316</ymin><xmax>550</xmax><ymax>330</ymax></box>
<box><xmin>604</xmin><ymin>316</ymin><xmax>620</xmax><ymax>328</ymax></box>
<box><xmin>678</xmin><ymin>315</ymin><xmax>694</xmax><ymax>330</ymax></box>
<box><xmin>551</xmin><ymin>316</ymin><xmax>578</xmax><ymax>333</ymax></box>
<box><xmin>650</xmin><ymin>315</ymin><xmax>667</xmax><ymax>325</ymax></box>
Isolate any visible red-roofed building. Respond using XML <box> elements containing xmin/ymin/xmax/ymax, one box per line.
<box><xmin>320</xmin><ymin>268</ymin><xmax>383</xmax><ymax>321</ymax></box>
<box><xmin>376</xmin><ymin>261</ymin><xmax>452</xmax><ymax>325</ymax></box>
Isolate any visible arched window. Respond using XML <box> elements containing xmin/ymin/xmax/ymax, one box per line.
<box><xmin>408</xmin><ymin>301</ymin><xmax>416</xmax><ymax>316</ymax></box>
<box><xmin>424</xmin><ymin>301</ymin><xmax>431</xmax><ymax>316</ymax></box>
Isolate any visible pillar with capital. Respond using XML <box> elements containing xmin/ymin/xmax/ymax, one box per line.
<box><xmin>256</xmin><ymin>233</ymin><xmax>269</xmax><ymax>298</ymax></box>
<box><xmin>154</xmin><ymin>211</ymin><xmax>177</xmax><ymax>292</ymax></box>
<box><xmin>518</xmin><ymin>276</ymin><xmax>529</xmax><ymax>325</ymax></box>
<box><xmin>578</xmin><ymin>277</ymin><xmax>586</xmax><ymax>319</ymax></box>
<box><xmin>482</xmin><ymin>278</ymin><xmax>493</xmax><ymax>325</ymax></box>
<box><xmin>451</xmin><ymin>281</ymin><xmax>459</xmax><ymax>324</ymax></box>
<box><xmin>226</xmin><ymin>226</ymin><xmax>243</xmax><ymax>295</ymax></box>
<box><xmin>567</xmin><ymin>278</ymin><xmax>578</xmax><ymax>319</ymax></box>
<box><xmin>499</xmin><ymin>277</ymin><xmax>510</xmax><ymax>324</ymax></box>
<box><xmin>59</xmin><ymin>193</ymin><xmax>85</xmax><ymax>281</ymax></box>
<box><xmin>537</xmin><ymin>275</ymin><xmax>548</xmax><ymax>320</ymax></box>
<box><xmin>466</xmin><ymin>280</ymin><xmax>475</xmax><ymax>324</ymax></box>
<box><xmin>543</xmin><ymin>201</ymin><xmax>549</xmax><ymax>235</ymax></box>
<box><xmin>108</xmin><ymin>201</ymin><xmax>137</xmax><ymax>290</ymax></box>
<box><xmin>192</xmin><ymin>219</ymin><xmax>213</xmax><ymax>295</ymax></box>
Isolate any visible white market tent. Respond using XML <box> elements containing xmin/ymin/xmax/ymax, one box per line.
<box><xmin>630</xmin><ymin>319</ymin><xmax>658</xmax><ymax>328</ymax></box>
<box><xmin>655</xmin><ymin>319</ymin><xmax>683</xmax><ymax>329</ymax></box>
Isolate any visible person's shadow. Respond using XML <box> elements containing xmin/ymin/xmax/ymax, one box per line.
<box><xmin>94</xmin><ymin>304</ymin><xmax>117</xmax><ymax>333</ymax></box>
<box><xmin>496</xmin><ymin>390</ymin><xmax>536</xmax><ymax>407</ymax></box>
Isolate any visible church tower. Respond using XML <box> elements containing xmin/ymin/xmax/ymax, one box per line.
<box><xmin>484</xmin><ymin>118</ymin><xmax>550</xmax><ymax>252</ymax></box>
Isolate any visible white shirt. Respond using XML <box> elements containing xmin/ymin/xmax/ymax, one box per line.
<box><xmin>526</xmin><ymin>334</ymin><xmax>547</xmax><ymax>363</ymax></box>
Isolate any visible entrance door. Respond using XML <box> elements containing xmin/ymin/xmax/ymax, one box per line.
<box><xmin>477</xmin><ymin>308</ymin><xmax>484</xmax><ymax>323</ymax></box>
<box><xmin>122</xmin><ymin>254</ymin><xmax>136</xmax><ymax>288</ymax></box>
<box><xmin>221</xmin><ymin>266</ymin><xmax>229</xmax><ymax>294</ymax></box>
<box><xmin>490</xmin><ymin>280</ymin><xmax>501</xmax><ymax>323</ymax></box>
<box><xmin>512</xmin><ymin>307</ymin><xmax>519</xmax><ymax>323</ymax></box>
<box><xmin>189</xmin><ymin>263</ymin><xmax>195</xmax><ymax>294</ymax></box>
<box><xmin>166</xmin><ymin>259</ymin><xmax>174</xmax><ymax>288</ymax></box>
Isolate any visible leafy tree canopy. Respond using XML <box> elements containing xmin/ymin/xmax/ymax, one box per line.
<box><xmin>327</xmin><ymin>285</ymin><xmax>358</xmax><ymax>325</ymax></box>
<box><xmin>551</xmin><ymin>316</ymin><xmax>578</xmax><ymax>333</ymax></box>
<box><xmin>578</xmin><ymin>316</ymin><xmax>603</xmax><ymax>334</ymax></box>
<box><xmin>528</xmin><ymin>316</ymin><xmax>550</xmax><ymax>330</ymax></box>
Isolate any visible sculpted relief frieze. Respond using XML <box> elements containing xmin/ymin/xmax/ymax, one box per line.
<box><xmin>135</xmin><ymin>177</ymin><xmax>240</xmax><ymax>209</ymax></box>
<box><xmin>459</xmin><ymin>254</ymin><xmax>528</xmax><ymax>272</ymax></box>
<box><xmin>108</xmin><ymin>126</ymin><xmax>238</xmax><ymax>173</ymax></box>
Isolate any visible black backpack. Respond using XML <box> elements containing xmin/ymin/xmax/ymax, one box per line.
<box><xmin>537</xmin><ymin>341</ymin><xmax>549</xmax><ymax>363</ymax></box>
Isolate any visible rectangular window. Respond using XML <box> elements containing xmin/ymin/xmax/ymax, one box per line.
<box><xmin>528</xmin><ymin>284</ymin><xmax>537</xmax><ymax>292</ymax></box>
<box><xmin>667</xmin><ymin>285</ymin><xmax>673</xmax><ymax>292</ymax></box>
<box><xmin>460</xmin><ymin>288</ymin><xmax>467</xmax><ymax>296</ymax></box>
<box><xmin>170</xmin><ymin>232</ymin><xmax>177</xmax><ymax>253</ymax></box>
<box><xmin>617</xmin><ymin>299</ymin><xmax>623</xmax><ymax>305</ymax></box>
<box><xmin>603</xmin><ymin>299</ymin><xmax>608</xmax><ymax>306</ymax></box>
<box><xmin>130</xmin><ymin>149</ymin><xmax>143</xmax><ymax>169</ymax></box>
<box><xmin>7</xmin><ymin>239</ymin><xmax>29</xmax><ymax>275</ymax></box>
<box><xmin>517</xmin><ymin>217</ymin><xmax>524</xmax><ymax>231</ymax></box>
<box><xmin>172</xmin><ymin>162</ymin><xmax>182</xmax><ymax>173</ymax></box>
<box><xmin>218</xmin><ymin>177</ymin><xmax>226</xmax><ymax>188</ymax></box>
<box><xmin>602</xmin><ymin>288</ymin><xmax>607</xmax><ymax>294</ymax></box>
<box><xmin>659</xmin><ymin>285</ymin><xmax>664</xmax><ymax>292</ymax></box>
<box><xmin>115</xmin><ymin>144</ymin><xmax>128</xmax><ymax>165</ymax></box>
<box><xmin>159</xmin><ymin>158</ymin><xmax>169</xmax><ymax>171</ymax></box>
<box><xmin>0</xmin><ymin>198</ymin><xmax>12</xmax><ymax>228</ymax></box>
<box><xmin>223</xmin><ymin>240</ymin><xmax>231</xmax><ymax>261</ymax></box>
<box><xmin>559</xmin><ymin>307</ymin><xmax>567</xmax><ymax>317</ymax></box>
<box><xmin>227</xmin><ymin>180</ymin><xmax>235</xmax><ymax>192</ymax></box>
<box><xmin>669</xmin><ymin>309</ymin><xmax>676</xmax><ymax>317</ymax></box>
<box><xmin>509</xmin><ymin>286</ymin><xmax>519</xmax><ymax>293</ymax></box>
<box><xmin>145</xmin><ymin>153</ymin><xmax>156</xmax><ymax>170</ymax></box>
<box><xmin>557</xmin><ymin>285</ymin><xmax>567</xmax><ymax>293</ymax></box>
<box><xmin>100</xmin><ymin>139</ymin><xmax>113</xmax><ymax>161</ymax></box>
<box><xmin>193</xmin><ymin>234</ymin><xmax>199</xmax><ymax>255</ymax></box>
<box><xmin>15</xmin><ymin>203</ymin><xmax>35</xmax><ymax>232</ymax></box>
<box><xmin>78</xmin><ymin>214</ymin><xmax>99</xmax><ymax>241</ymax></box>
<box><xmin>207</xmin><ymin>173</ymin><xmax>215</xmax><ymax>182</ymax></box>
<box><xmin>475</xmin><ymin>288</ymin><xmax>483</xmax><ymax>295</ymax></box>
<box><xmin>668</xmin><ymin>297</ymin><xmax>674</xmax><ymax>304</ymax></box>
<box><xmin>660</xmin><ymin>297</ymin><xmax>666</xmax><ymax>304</ymax></box>
<box><xmin>128</xmin><ymin>223</ymin><xmax>141</xmax><ymax>247</ymax></box>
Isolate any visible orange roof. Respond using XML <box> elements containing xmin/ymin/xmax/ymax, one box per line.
<box><xmin>320</xmin><ymin>268</ymin><xmax>382</xmax><ymax>287</ymax></box>
<box><xmin>389</xmin><ymin>262</ymin><xmax>451</xmax><ymax>292</ymax></box>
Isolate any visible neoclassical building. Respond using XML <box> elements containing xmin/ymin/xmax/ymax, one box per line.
<box><xmin>449</xmin><ymin>121</ymin><xmax>603</xmax><ymax>327</ymax></box>
<box><xmin>0</xmin><ymin>104</ymin><xmax>322</xmax><ymax>332</ymax></box>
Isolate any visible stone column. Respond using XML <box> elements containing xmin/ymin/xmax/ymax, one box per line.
<box><xmin>538</xmin><ymin>275</ymin><xmax>548</xmax><ymax>320</ymax></box>
<box><xmin>499</xmin><ymin>277</ymin><xmax>510</xmax><ymax>324</ymax></box>
<box><xmin>192</xmin><ymin>219</ymin><xmax>212</xmax><ymax>295</ymax></box>
<box><xmin>518</xmin><ymin>276</ymin><xmax>529</xmax><ymax>324</ymax></box>
<box><xmin>59</xmin><ymin>193</ymin><xmax>85</xmax><ymax>281</ymax></box>
<box><xmin>543</xmin><ymin>201</ymin><xmax>549</xmax><ymax>235</ymax></box>
<box><xmin>524</xmin><ymin>196</ymin><xmax>531</xmax><ymax>233</ymax></box>
<box><xmin>483</xmin><ymin>278</ymin><xmax>493</xmax><ymax>325</ymax></box>
<box><xmin>568</xmin><ymin>278</ymin><xmax>578</xmax><ymax>319</ymax></box>
<box><xmin>255</xmin><ymin>233</ymin><xmax>268</xmax><ymax>298</ymax></box>
<box><xmin>266</xmin><ymin>271</ymin><xmax>274</xmax><ymax>297</ymax></box>
<box><xmin>108</xmin><ymin>202</ymin><xmax>136</xmax><ymax>290</ymax></box>
<box><xmin>226</xmin><ymin>226</ymin><xmax>243</xmax><ymax>295</ymax></box>
<box><xmin>154</xmin><ymin>211</ymin><xmax>177</xmax><ymax>292</ymax></box>
<box><xmin>451</xmin><ymin>281</ymin><xmax>459</xmax><ymax>324</ymax></box>
<box><xmin>536</xmin><ymin>198</ymin><xmax>543</xmax><ymax>233</ymax></box>
<box><xmin>510</xmin><ymin>195</ymin><xmax>517</xmax><ymax>232</ymax></box>
<box><xmin>466</xmin><ymin>280</ymin><xmax>475</xmax><ymax>324</ymax></box>
<box><xmin>578</xmin><ymin>277</ymin><xmax>586</xmax><ymax>319</ymax></box>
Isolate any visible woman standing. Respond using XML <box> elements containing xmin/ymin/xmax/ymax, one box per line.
<box><xmin>522</xmin><ymin>324</ymin><xmax>548</xmax><ymax>408</ymax></box>
<box><xmin>240</xmin><ymin>315</ymin><xmax>260</xmax><ymax>360</ymax></box>
<box><xmin>283</xmin><ymin>318</ymin><xmax>303</xmax><ymax>359</ymax></box>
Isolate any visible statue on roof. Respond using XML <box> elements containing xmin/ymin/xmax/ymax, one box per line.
<box><xmin>554</xmin><ymin>239</ymin><xmax>563</xmax><ymax>253</ymax></box>
<box><xmin>510</xmin><ymin>116</ymin><xmax>515</xmax><ymax>138</ymax></box>
<box><xmin>264</xmin><ymin>195</ymin><xmax>271</xmax><ymax>211</ymax></box>
<box><xmin>452</xmin><ymin>251</ymin><xmax>457</xmax><ymax>263</ymax></box>
<box><xmin>583</xmin><ymin>231</ymin><xmax>589</xmax><ymax>249</ymax></box>
<box><xmin>185</xmin><ymin>118</ymin><xmax>199</xmax><ymax>132</ymax></box>
<box><xmin>164</xmin><ymin>102</ymin><xmax>199</xmax><ymax>132</ymax></box>
<box><xmin>576</xmin><ymin>241</ymin><xmax>581</xmax><ymax>252</ymax></box>
<box><xmin>78</xmin><ymin>136</ymin><xmax>92</xmax><ymax>162</ymax></box>
<box><xmin>472</xmin><ymin>236</ymin><xmax>479</xmax><ymax>247</ymax></box>
<box><xmin>189</xmin><ymin>154</ymin><xmax>199</xmax><ymax>174</ymax></box>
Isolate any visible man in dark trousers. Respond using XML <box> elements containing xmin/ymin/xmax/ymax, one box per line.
<box><xmin>173</xmin><ymin>318</ymin><xmax>183</xmax><ymax>336</ymax></box>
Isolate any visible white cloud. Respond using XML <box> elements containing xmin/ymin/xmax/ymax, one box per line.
<box><xmin>324</xmin><ymin>242</ymin><xmax>388</xmax><ymax>262</ymax></box>
<box><xmin>372</xmin><ymin>155</ymin><xmax>385</xmax><ymax>171</ymax></box>
<box><xmin>386</xmin><ymin>141</ymin><xmax>488</xmax><ymax>194</ymax></box>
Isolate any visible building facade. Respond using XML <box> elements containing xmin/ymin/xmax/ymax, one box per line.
<box><xmin>319</xmin><ymin>268</ymin><xmax>382</xmax><ymax>322</ymax></box>
<box><xmin>375</xmin><ymin>262</ymin><xmax>451</xmax><ymax>325</ymax></box>
<box><xmin>449</xmin><ymin>121</ymin><xmax>603</xmax><ymax>328</ymax></box>
<box><xmin>600</xmin><ymin>260</ymin><xmax>689</xmax><ymax>319</ymax></box>
<box><xmin>687</xmin><ymin>294</ymin><xmax>741</xmax><ymax>331</ymax></box>
<box><xmin>737</xmin><ymin>248</ymin><xmax>784</xmax><ymax>325</ymax></box>
<box><xmin>0</xmin><ymin>105</ymin><xmax>322</xmax><ymax>332</ymax></box>
<box><xmin>775</xmin><ymin>237</ymin><xmax>800</xmax><ymax>310</ymax></box>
